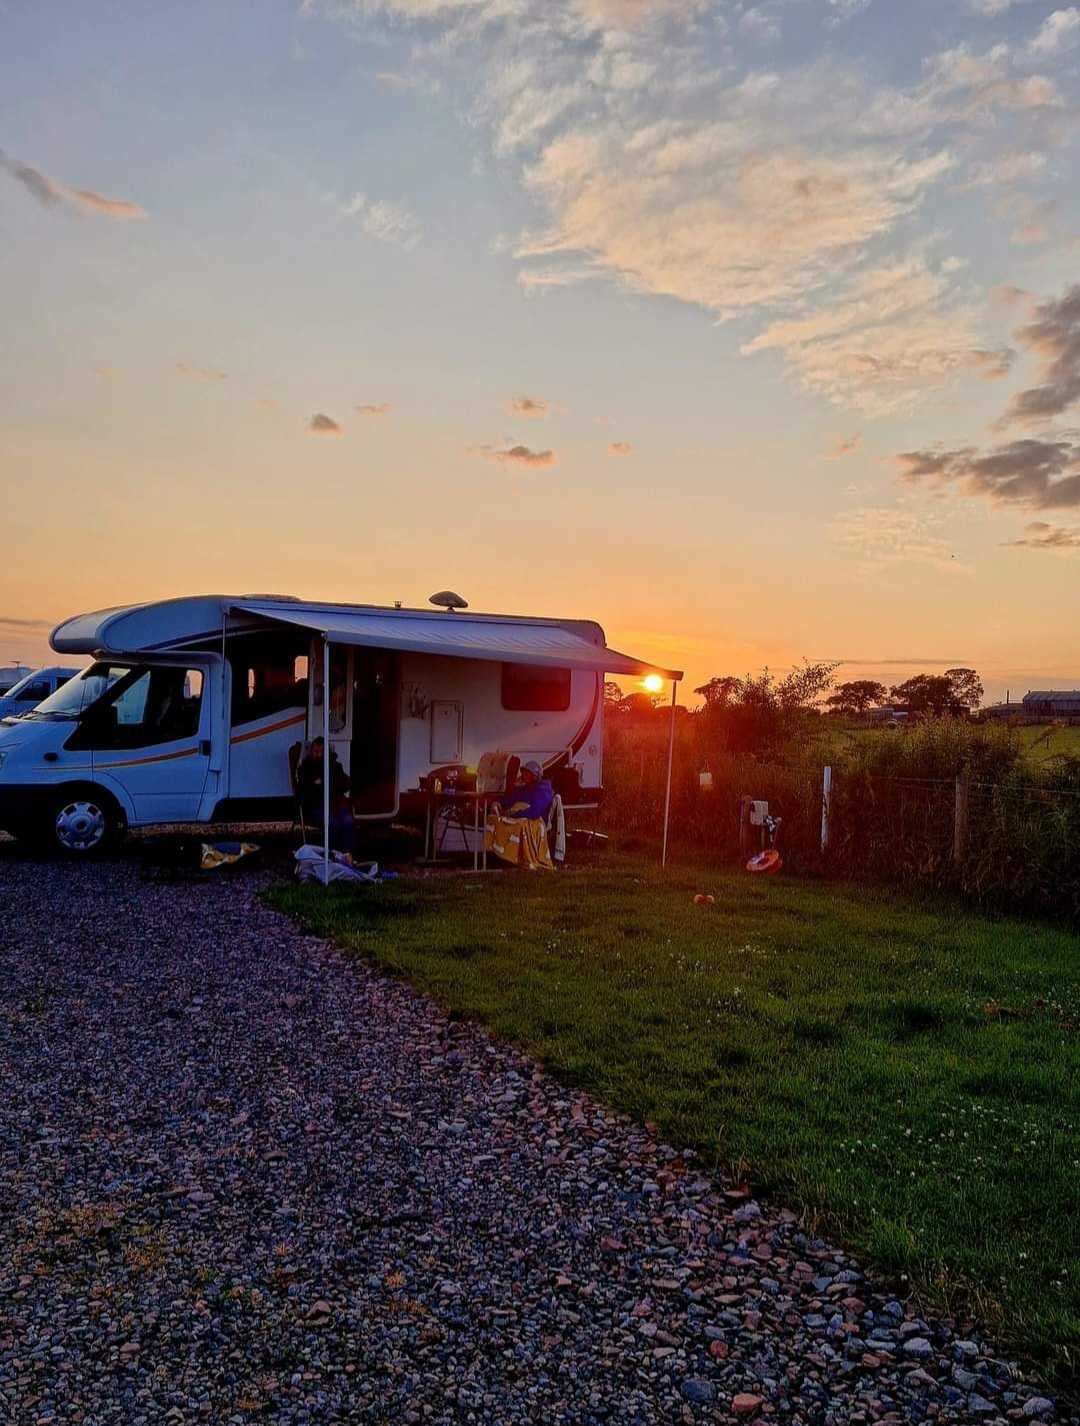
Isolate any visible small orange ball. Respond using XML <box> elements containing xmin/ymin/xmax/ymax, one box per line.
<box><xmin>693</xmin><ymin>893</ymin><xmax>715</xmax><ymax>906</ymax></box>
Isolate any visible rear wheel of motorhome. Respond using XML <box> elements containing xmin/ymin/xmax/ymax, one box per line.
<box><xmin>44</xmin><ymin>789</ymin><xmax>121</xmax><ymax>857</ymax></box>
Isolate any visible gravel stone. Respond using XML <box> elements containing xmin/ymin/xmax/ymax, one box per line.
<box><xmin>0</xmin><ymin>846</ymin><xmax>1072</xmax><ymax>1425</ymax></box>
<box><xmin>902</xmin><ymin>1337</ymin><xmax>934</xmax><ymax>1359</ymax></box>
<box><xmin>681</xmin><ymin>1379</ymin><xmax>716</xmax><ymax>1404</ymax></box>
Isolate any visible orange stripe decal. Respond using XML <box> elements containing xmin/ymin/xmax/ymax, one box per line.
<box><xmin>98</xmin><ymin>745</ymin><xmax>200</xmax><ymax>770</ymax></box>
<box><xmin>230</xmin><ymin>711</ymin><xmax>306</xmax><ymax>746</ymax></box>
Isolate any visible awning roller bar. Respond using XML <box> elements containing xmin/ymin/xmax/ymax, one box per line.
<box><xmin>234</xmin><ymin>602</ymin><xmax>682</xmax><ymax>680</ymax></box>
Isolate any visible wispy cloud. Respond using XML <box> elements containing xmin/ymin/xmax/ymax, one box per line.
<box><xmin>826</xmin><ymin>434</ymin><xmax>862</xmax><ymax>458</ymax></box>
<box><xmin>510</xmin><ymin>395</ymin><xmax>549</xmax><ymax>417</ymax></box>
<box><xmin>994</xmin><ymin>190</ymin><xmax>1058</xmax><ymax>246</ymax></box>
<box><xmin>1030</xmin><ymin>8</ymin><xmax>1080</xmax><ymax>55</ymax></box>
<box><xmin>1004</xmin><ymin>519</ymin><xmax>1080</xmax><ymax>548</ymax></box>
<box><xmin>891</xmin><ymin>284</ymin><xmax>1080</xmax><ymax>521</ymax></box>
<box><xmin>477</xmin><ymin>443</ymin><xmax>556</xmax><ymax>467</ymax></box>
<box><xmin>898</xmin><ymin>439</ymin><xmax>1080</xmax><ymax>509</ymax></box>
<box><xmin>967</xmin><ymin>0</ymin><xmax>1037</xmax><ymax>13</ymax></box>
<box><xmin>517</xmin><ymin>264</ymin><xmax>601</xmax><ymax>293</ymax></box>
<box><xmin>356</xmin><ymin>402</ymin><xmax>393</xmax><ymax>415</ymax></box>
<box><xmin>0</xmin><ymin>615</ymin><xmax>53</xmax><ymax>631</ymax></box>
<box><xmin>830</xmin><ymin>506</ymin><xmax>969</xmax><ymax>572</ymax></box>
<box><xmin>327</xmin><ymin>1</ymin><xmax>1067</xmax><ymax>414</ymax></box>
<box><xmin>375</xmin><ymin>69</ymin><xmax>440</xmax><ymax>94</ymax></box>
<box><xmin>607</xmin><ymin>440</ymin><xmax>633</xmax><ymax>455</ymax></box>
<box><xmin>581</xmin><ymin>0</ymin><xmax>709</xmax><ymax>24</ymax></box>
<box><xmin>962</xmin><ymin>151</ymin><xmax>1049</xmax><ymax>188</ymax></box>
<box><xmin>176</xmin><ymin>361</ymin><xmax>227</xmax><ymax>382</ymax></box>
<box><xmin>0</xmin><ymin>150</ymin><xmax>147</xmax><ymax>220</ymax></box>
<box><xmin>998</xmin><ymin>285</ymin><xmax>1080</xmax><ymax>427</ymax></box>
<box><xmin>308</xmin><ymin>413</ymin><xmax>343</xmax><ymax>435</ymax></box>
<box><xmin>834</xmin><ymin>655</ymin><xmax>973</xmax><ymax>667</ymax></box>
<box><xmin>341</xmin><ymin>192</ymin><xmax>421</xmax><ymax>250</ymax></box>
<box><xmin>739</xmin><ymin>7</ymin><xmax>781</xmax><ymax>43</ymax></box>
<box><xmin>744</xmin><ymin>257</ymin><xmax>1008</xmax><ymax>415</ymax></box>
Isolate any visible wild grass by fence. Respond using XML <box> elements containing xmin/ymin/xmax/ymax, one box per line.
<box><xmin>603</xmin><ymin>715</ymin><xmax>1080</xmax><ymax>921</ymax></box>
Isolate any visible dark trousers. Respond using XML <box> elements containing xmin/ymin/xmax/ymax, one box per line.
<box><xmin>305</xmin><ymin>804</ymin><xmax>355</xmax><ymax>854</ymax></box>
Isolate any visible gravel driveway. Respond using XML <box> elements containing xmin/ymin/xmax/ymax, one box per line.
<box><xmin>0</xmin><ymin>845</ymin><xmax>1068</xmax><ymax>1426</ymax></box>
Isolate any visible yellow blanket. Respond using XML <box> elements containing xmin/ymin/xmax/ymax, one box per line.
<box><xmin>485</xmin><ymin>813</ymin><xmax>554</xmax><ymax>871</ymax></box>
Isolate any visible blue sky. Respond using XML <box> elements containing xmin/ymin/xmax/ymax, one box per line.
<box><xmin>2</xmin><ymin>0</ymin><xmax>1079</xmax><ymax>698</ymax></box>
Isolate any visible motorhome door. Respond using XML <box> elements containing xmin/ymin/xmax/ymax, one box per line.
<box><xmin>350</xmin><ymin>650</ymin><xmax>399</xmax><ymax>815</ymax></box>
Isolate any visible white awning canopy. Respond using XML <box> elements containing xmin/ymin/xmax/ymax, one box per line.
<box><xmin>234</xmin><ymin>602</ymin><xmax>682</xmax><ymax>680</ymax></box>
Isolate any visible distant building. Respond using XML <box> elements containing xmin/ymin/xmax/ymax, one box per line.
<box><xmin>981</xmin><ymin>690</ymin><xmax>1080</xmax><ymax>722</ymax></box>
<box><xmin>1022</xmin><ymin>690</ymin><xmax>1080</xmax><ymax>718</ymax></box>
<box><xmin>866</xmin><ymin>706</ymin><xmax>909</xmax><ymax>725</ymax></box>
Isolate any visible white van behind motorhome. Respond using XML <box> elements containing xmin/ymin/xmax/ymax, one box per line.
<box><xmin>0</xmin><ymin>666</ymin><xmax>81</xmax><ymax>721</ymax></box>
<box><xmin>0</xmin><ymin>665</ymin><xmax>31</xmax><ymax>695</ymax></box>
<box><xmin>0</xmin><ymin>595</ymin><xmax>679</xmax><ymax>854</ymax></box>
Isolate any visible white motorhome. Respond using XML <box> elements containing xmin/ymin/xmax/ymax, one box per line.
<box><xmin>0</xmin><ymin>595</ymin><xmax>679</xmax><ymax>854</ymax></box>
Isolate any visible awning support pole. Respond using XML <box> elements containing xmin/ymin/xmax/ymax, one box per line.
<box><xmin>661</xmin><ymin>680</ymin><xmax>677</xmax><ymax>869</ymax></box>
<box><xmin>323</xmin><ymin>636</ymin><xmax>331</xmax><ymax>885</ymax></box>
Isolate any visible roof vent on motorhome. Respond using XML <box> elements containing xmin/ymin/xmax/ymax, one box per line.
<box><xmin>429</xmin><ymin>590</ymin><xmax>468</xmax><ymax>612</ymax></box>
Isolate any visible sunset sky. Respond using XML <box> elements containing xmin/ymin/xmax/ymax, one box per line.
<box><xmin>3</xmin><ymin>0</ymin><xmax>1080</xmax><ymax>701</ymax></box>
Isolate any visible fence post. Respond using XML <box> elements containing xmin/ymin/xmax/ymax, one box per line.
<box><xmin>821</xmin><ymin>765</ymin><xmax>832</xmax><ymax>853</ymax></box>
<box><xmin>739</xmin><ymin>795</ymin><xmax>752</xmax><ymax>858</ymax></box>
<box><xmin>953</xmin><ymin>773</ymin><xmax>970</xmax><ymax>865</ymax></box>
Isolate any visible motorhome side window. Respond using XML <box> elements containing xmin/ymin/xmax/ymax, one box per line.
<box><xmin>501</xmin><ymin>663</ymin><xmax>572</xmax><ymax>712</ymax></box>
<box><xmin>68</xmin><ymin>666</ymin><xmax>204</xmax><ymax>750</ymax></box>
<box><xmin>230</xmin><ymin>635</ymin><xmax>309</xmax><ymax>724</ymax></box>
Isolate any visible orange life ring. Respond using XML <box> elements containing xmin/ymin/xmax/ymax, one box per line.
<box><xmin>746</xmin><ymin>849</ymin><xmax>782</xmax><ymax>875</ymax></box>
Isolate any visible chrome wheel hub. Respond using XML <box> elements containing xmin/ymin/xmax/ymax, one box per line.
<box><xmin>55</xmin><ymin>801</ymin><xmax>106</xmax><ymax>852</ymax></box>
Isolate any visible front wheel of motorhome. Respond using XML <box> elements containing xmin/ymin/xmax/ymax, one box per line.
<box><xmin>45</xmin><ymin>791</ymin><xmax>122</xmax><ymax>857</ymax></box>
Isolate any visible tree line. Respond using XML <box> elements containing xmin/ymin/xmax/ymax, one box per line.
<box><xmin>822</xmin><ymin>668</ymin><xmax>983</xmax><ymax>717</ymax></box>
<box><xmin>604</xmin><ymin>663</ymin><xmax>985</xmax><ymax>757</ymax></box>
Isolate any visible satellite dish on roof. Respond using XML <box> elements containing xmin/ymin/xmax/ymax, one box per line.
<box><xmin>429</xmin><ymin>590</ymin><xmax>468</xmax><ymax>612</ymax></box>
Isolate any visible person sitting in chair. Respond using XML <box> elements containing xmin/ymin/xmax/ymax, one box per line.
<box><xmin>498</xmin><ymin>760</ymin><xmax>554</xmax><ymax>822</ymax></box>
<box><xmin>297</xmin><ymin>737</ymin><xmax>355</xmax><ymax>856</ymax></box>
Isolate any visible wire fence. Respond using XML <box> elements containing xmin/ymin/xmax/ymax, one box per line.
<box><xmin>603</xmin><ymin>725</ymin><xmax>1080</xmax><ymax>921</ymax></box>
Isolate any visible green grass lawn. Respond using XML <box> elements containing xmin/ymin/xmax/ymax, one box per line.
<box><xmin>1016</xmin><ymin>723</ymin><xmax>1080</xmax><ymax>766</ymax></box>
<box><xmin>270</xmin><ymin>857</ymin><xmax>1080</xmax><ymax>1377</ymax></box>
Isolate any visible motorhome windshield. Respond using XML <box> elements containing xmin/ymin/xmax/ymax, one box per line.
<box><xmin>28</xmin><ymin>662</ymin><xmax>134</xmax><ymax>719</ymax></box>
